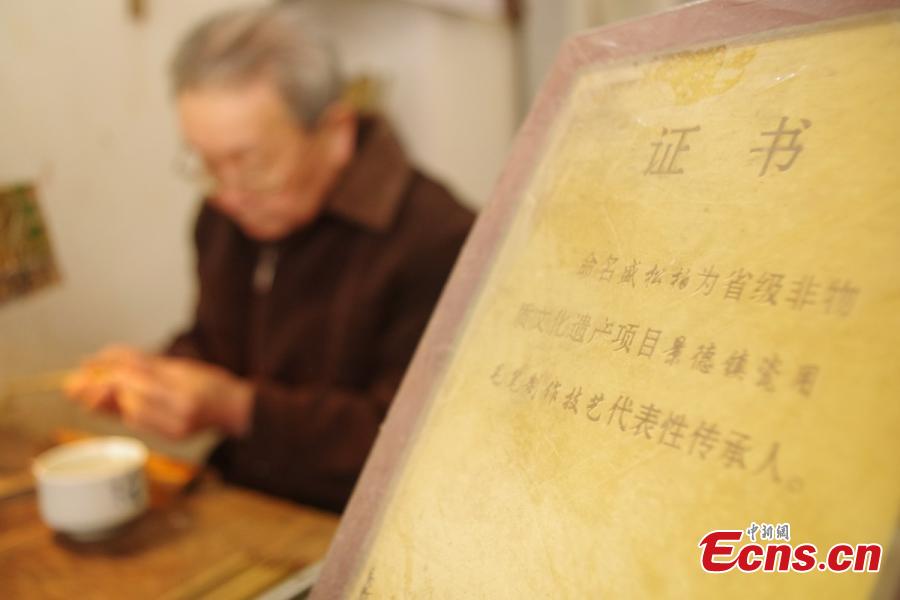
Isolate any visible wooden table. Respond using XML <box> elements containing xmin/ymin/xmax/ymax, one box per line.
<box><xmin>0</xmin><ymin>428</ymin><xmax>340</xmax><ymax>599</ymax></box>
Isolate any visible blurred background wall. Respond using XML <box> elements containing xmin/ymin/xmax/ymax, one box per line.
<box><xmin>0</xmin><ymin>0</ymin><xmax>682</xmax><ymax>444</ymax></box>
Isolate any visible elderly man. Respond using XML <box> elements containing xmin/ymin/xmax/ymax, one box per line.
<box><xmin>65</xmin><ymin>4</ymin><xmax>473</xmax><ymax>513</ymax></box>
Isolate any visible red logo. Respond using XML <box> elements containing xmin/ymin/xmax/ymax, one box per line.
<box><xmin>699</xmin><ymin>525</ymin><xmax>881</xmax><ymax>573</ymax></box>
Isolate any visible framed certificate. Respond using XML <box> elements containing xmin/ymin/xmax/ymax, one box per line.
<box><xmin>314</xmin><ymin>2</ymin><xmax>900</xmax><ymax>597</ymax></box>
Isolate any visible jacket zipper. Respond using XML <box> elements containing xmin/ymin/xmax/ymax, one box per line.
<box><xmin>249</xmin><ymin>244</ymin><xmax>279</xmax><ymax>376</ymax></box>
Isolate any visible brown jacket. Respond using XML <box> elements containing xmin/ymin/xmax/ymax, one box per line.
<box><xmin>168</xmin><ymin>117</ymin><xmax>474</xmax><ymax>512</ymax></box>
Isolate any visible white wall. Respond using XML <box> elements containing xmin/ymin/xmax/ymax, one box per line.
<box><xmin>298</xmin><ymin>0</ymin><xmax>518</xmax><ymax>206</ymax></box>
<box><xmin>0</xmin><ymin>1</ymin><xmax>517</xmax><ymax>443</ymax></box>
<box><xmin>0</xmin><ymin>1</ymin><xmax>232</xmax><ymax>379</ymax></box>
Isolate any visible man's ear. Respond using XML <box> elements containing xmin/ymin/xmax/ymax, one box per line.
<box><xmin>318</xmin><ymin>101</ymin><xmax>357</xmax><ymax>168</ymax></box>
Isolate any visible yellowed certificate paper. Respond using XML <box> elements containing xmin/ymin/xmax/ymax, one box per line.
<box><xmin>352</xmin><ymin>15</ymin><xmax>900</xmax><ymax>598</ymax></box>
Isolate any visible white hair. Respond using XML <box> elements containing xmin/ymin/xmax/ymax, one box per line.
<box><xmin>171</xmin><ymin>3</ymin><xmax>343</xmax><ymax>126</ymax></box>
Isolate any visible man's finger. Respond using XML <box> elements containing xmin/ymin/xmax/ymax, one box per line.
<box><xmin>63</xmin><ymin>370</ymin><xmax>119</xmax><ymax>413</ymax></box>
<box><xmin>111</xmin><ymin>371</ymin><xmax>197</xmax><ymax>439</ymax></box>
<box><xmin>118</xmin><ymin>388</ymin><xmax>191</xmax><ymax>440</ymax></box>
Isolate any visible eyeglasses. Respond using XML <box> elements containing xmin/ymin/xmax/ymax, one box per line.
<box><xmin>173</xmin><ymin>146</ymin><xmax>293</xmax><ymax>195</ymax></box>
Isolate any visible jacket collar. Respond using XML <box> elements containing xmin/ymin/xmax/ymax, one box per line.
<box><xmin>324</xmin><ymin>115</ymin><xmax>412</xmax><ymax>232</ymax></box>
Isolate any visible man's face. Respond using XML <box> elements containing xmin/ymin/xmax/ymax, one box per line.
<box><xmin>176</xmin><ymin>79</ymin><xmax>334</xmax><ymax>241</ymax></box>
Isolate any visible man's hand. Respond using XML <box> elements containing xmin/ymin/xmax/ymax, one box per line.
<box><xmin>64</xmin><ymin>345</ymin><xmax>254</xmax><ymax>440</ymax></box>
<box><xmin>63</xmin><ymin>345</ymin><xmax>147</xmax><ymax>414</ymax></box>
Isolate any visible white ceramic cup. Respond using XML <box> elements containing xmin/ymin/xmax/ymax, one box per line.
<box><xmin>32</xmin><ymin>436</ymin><xmax>149</xmax><ymax>541</ymax></box>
